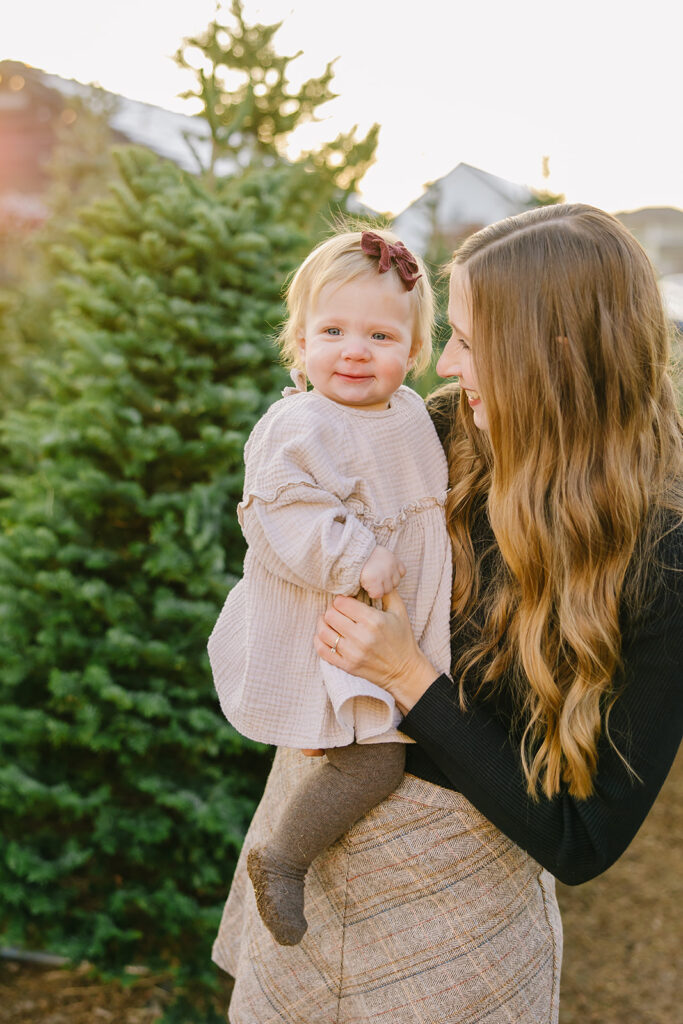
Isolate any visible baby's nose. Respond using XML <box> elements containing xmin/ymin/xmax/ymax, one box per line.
<box><xmin>343</xmin><ymin>334</ymin><xmax>370</xmax><ymax>357</ymax></box>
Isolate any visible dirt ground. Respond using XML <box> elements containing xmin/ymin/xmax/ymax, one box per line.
<box><xmin>556</xmin><ymin>743</ymin><xmax>683</xmax><ymax>1024</ymax></box>
<box><xmin>1</xmin><ymin>746</ymin><xmax>680</xmax><ymax>1024</ymax></box>
<box><xmin>0</xmin><ymin>961</ymin><xmax>234</xmax><ymax>1024</ymax></box>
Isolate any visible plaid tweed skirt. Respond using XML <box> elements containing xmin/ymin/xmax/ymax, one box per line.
<box><xmin>213</xmin><ymin>748</ymin><xmax>563</xmax><ymax>1023</ymax></box>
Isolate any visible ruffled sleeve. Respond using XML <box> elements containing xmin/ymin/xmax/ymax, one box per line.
<box><xmin>238</xmin><ymin>397</ymin><xmax>377</xmax><ymax>594</ymax></box>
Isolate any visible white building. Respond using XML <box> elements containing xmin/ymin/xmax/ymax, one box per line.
<box><xmin>39</xmin><ymin>70</ymin><xmax>236</xmax><ymax>178</ymax></box>
<box><xmin>392</xmin><ymin>162</ymin><xmax>534</xmax><ymax>255</ymax></box>
<box><xmin>615</xmin><ymin>207</ymin><xmax>683</xmax><ymax>279</ymax></box>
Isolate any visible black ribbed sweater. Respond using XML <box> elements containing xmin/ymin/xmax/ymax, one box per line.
<box><xmin>402</xmin><ymin>392</ymin><xmax>683</xmax><ymax>885</ymax></box>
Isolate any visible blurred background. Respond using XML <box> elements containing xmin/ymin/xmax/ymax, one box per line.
<box><xmin>0</xmin><ymin>2</ymin><xmax>681</xmax><ymax>1021</ymax></box>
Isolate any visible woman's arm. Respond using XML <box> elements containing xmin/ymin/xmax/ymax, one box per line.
<box><xmin>316</xmin><ymin>550</ymin><xmax>682</xmax><ymax>885</ymax></box>
<box><xmin>402</xmin><ymin>633</ymin><xmax>681</xmax><ymax>885</ymax></box>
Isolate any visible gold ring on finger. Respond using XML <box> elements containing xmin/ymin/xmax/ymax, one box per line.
<box><xmin>330</xmin><ymin>633</ymin><xmax>342</xmax><ymax>655</ymax></box>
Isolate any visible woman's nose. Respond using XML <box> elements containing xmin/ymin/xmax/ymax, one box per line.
<box><xmin>436</xmin><ymin>340</ymin><xmax>460</xmax><ymax>378</ymax></box>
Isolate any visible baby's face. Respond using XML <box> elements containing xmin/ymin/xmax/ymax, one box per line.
<box><xmin>298</xmin><ymin>273</ymin><xmax>416</xmax><ymax>411</ymax></box>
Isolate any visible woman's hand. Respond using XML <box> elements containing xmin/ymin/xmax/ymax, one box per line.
<box><xmin>314</xmin><ymin>589</ymin><xmax>438</xmax><ymax>713</ymax></box>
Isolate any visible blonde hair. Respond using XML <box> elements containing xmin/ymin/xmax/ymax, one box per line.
<box><xmin>277</xmin><ymin>229</ymin><xmax>434</xmax><ymax>376</ymax></box>
<box><xmin>441</xmin><ymin>203</ymin><xmax>682</xmax><ymax>799</ymax></box>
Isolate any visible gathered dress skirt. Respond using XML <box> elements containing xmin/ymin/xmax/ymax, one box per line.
<box><xmin>213</xmin><ymin>747</ymin><xmax>563</xmax><ymax>1023</ymax></box>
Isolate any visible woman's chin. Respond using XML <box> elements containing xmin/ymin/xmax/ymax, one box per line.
<box><xmin>471</xmin><ymin>406</ymin><xmax>489</xmax><ymax>431</ymax></box>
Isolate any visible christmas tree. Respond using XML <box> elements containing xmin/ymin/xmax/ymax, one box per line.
<box><xmin>0</xmin><ymin>1</ymin><xmax>380</xmax><ymax>1003</ymax></box>
<box><xmin>0</xmin><ymin>145</ymin><xmax>303</xmax><ymax>972</ymax></box>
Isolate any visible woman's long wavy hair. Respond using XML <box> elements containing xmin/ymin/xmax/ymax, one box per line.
<box><xmin>443</xmin><ymin>203</ymin><xmax>682</xmax><ymax>799</ymax></box>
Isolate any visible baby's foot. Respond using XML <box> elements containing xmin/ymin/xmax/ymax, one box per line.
<box><xmin>247</xmin><ymin>845</ymin><xmax>308</xmax><ymax>946</ymax></box>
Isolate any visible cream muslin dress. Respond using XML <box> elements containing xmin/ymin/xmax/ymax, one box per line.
<box><xmin>208</xmin><ymin>384</ymin><xmax>452</xmax><ymax>748</ymax></box>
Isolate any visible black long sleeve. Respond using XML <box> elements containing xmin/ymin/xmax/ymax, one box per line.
<box><xmin>403</xmin><ymin>522</ymin><xmax>683</xmax><ymax>885</ymax></box>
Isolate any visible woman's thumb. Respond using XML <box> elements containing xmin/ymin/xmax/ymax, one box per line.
<box><xmin>382</xmin><ymin>588</ymin><xmax>408</xmax><ymax>616</ymax></box>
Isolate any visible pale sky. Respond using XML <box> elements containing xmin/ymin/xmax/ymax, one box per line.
<box><xmin>3</xmin><ymin>0</ymin><xmax>682</xmax><ymax>216</ymax></box>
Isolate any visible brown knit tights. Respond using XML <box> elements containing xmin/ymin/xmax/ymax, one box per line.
<box><xmin>247</xmin><ymin>741</ymin><xmax>405</xmax><ymax>945</ymax></box>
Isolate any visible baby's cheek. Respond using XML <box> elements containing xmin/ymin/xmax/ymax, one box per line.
<box><xmin>383</xmin><ymin>354</ymin><xmax>412</xmax><ymax>387</ymax></box>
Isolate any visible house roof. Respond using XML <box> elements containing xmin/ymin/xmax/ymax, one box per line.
<box><xmin>0</xmin><ymin>62</ymin><xmax>237</xmax><ymax>179</ymax></box>
<box><xmin>39</xmin><ymin>69</ymin><xmax>237</xmax><ymax>178</ymax></box>
<box><xmin>391</xmin><ymin>161</ymin><xmax>533</xmax><ymax>254</ymax></box>
<box><xmin>395</xmin><ymin>162</ymin><xmax>532</xmax><ymax>221</ymax></box>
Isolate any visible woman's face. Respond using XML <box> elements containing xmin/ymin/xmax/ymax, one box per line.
<box><xmin>436</xmin><ymin>265</ymin><xmax>489</xmax><ymax>432</ymax></box>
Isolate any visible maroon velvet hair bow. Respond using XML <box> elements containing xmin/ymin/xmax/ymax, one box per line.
<box><xmin>360</xmin><ymin>231</ymin><xmax>422</xmax><ymax>291</ymax></box>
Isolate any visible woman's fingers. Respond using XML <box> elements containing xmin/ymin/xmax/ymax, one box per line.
<box><xmin>314</xmin><ymin>608</ymin><xmax>370</xmax><ymax>670</ymax></box>
<box><xmin>315</xmin><ymin>592</ymin><xmax>401</xmax><ymax>678</ymax></box>
<box><xmin>330</xmin><ymin>594</ymin><xmax>377</xmax><ymax>625</ymax></box>
<box><xmin>381</xmin><ymin>587</ymin><xmax>412</xmax><ymax>618</ymax></box>
<box><xmin>316</xmin><ymin>589</ymin><xmax>437</xmax><ymax>711</ymax></box>
<box><xmin>315</xmin><ymin>633</ymin><xmax>342</xmax><ymax>664</ymax></box>
<box><xmin>314</xmin><ymin>627</ymin><xmax>364</xmax><ymax>668</ymax></box>
<box><xmin>317</xmin><ymin>618</ymin><xmax>347</xmax><ymax>652</ymax></box>
<box><xmin>327</xmin><ymin>604</ymin><xmax>378</xmax><ymax>651</ymax></box>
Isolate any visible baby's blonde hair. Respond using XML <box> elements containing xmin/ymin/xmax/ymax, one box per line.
<box><xmin>277</xmin><ymin>229</ymin><xmax>434</xmax><ymax>376</ymax></box>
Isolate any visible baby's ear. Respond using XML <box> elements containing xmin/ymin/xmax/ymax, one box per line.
<box><xmin>406</xmin><ymin>344</ymin><xmax>420</xmax><ymax>371</ymax></box>
<box><xmin>297</xmin><ymin>335</ymin><xmax>306</xmax><ymax>357</ymax></box>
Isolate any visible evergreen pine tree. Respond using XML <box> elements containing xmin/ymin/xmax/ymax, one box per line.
<box><xmin>174</xmin><ymin>0</ymin><xmax>379</xmax><ymax>218</ymax></box>
<box><xmin>0</xmin><ymin>147</ymin><xmax>307</xmax><ymax>975</ymax></box>
<box><xmin>175</xmin><ymin>0</ymin><xmax>338</xmax><ymax>170</ymax></box>
<box><xmin>0</xmin><ymin>4</ymin><xmax>381</xmax><ymax>997</ymax></box>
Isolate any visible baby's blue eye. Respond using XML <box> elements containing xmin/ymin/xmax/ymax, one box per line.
<box><xmin>326</xmin><ymin>327</ymin><xmax>341</xmax><ymax>336</ymax></box>
<box><xmin>372</xmin><ymin>332</ymin><xmax>387</xmax><ymax>340</ymax></box>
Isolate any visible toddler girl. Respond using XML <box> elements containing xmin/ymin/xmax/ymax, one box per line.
<box><xmin>208</xmin><ymin>229</ymin><xmax>451</xmax><ymax>946</ymax></box>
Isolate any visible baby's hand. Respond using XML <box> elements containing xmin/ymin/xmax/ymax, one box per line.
<box><xmin>359</xmin><ymin>546</ymin><xmax>406</xmax><ymax>600</ymax></box>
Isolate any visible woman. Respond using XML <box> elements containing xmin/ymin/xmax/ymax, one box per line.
<box><xmin>213</xmin><ymin>204</ymin><xmax>682</xmax><ymax>1023</ymax></box>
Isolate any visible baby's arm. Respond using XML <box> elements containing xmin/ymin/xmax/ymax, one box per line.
<box><xmin>239</xmin><ymin>482</ymin><xmax>376</xmax><ymax>595</ymax></box>
<box><xmin>240</xmin><ymin>402</ymin><xmax>409</xmax><ymax>597</ymax></box>
<box><xmin>359</xmin><ymin>546</ymin><xmax>406</xmax><ymax>600</ymax></box>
